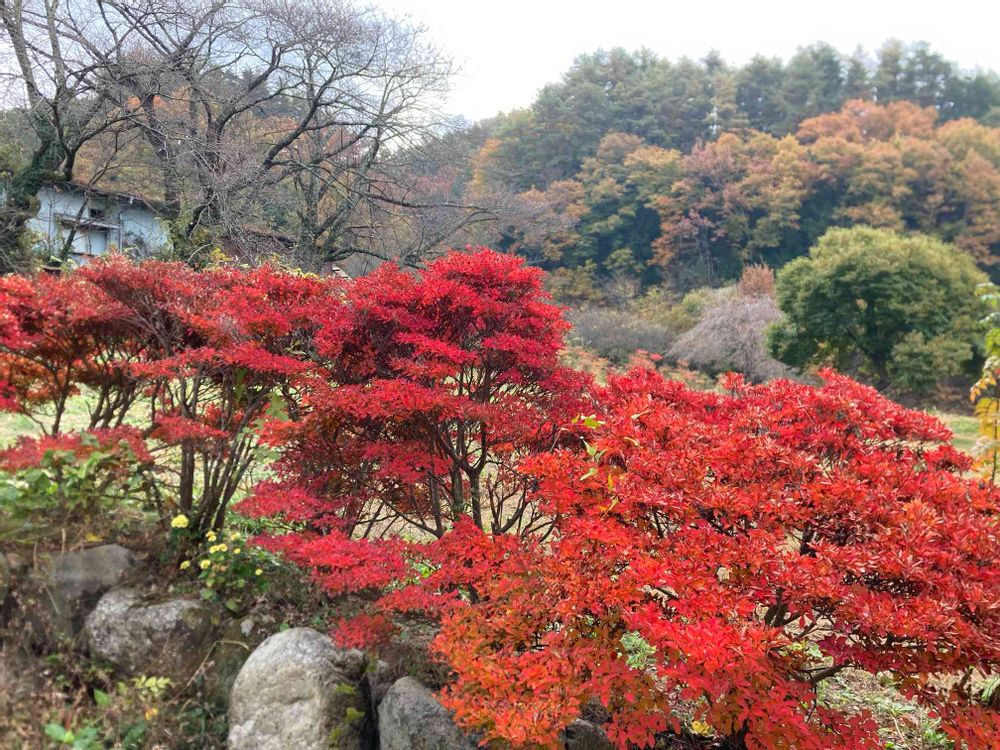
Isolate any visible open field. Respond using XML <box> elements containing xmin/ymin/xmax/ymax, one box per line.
<box><xmin>0</xmin><ymin>398</ymin><xmax>92</xmax><ymax>445</ymax></box>
<box><xmin>936</xmin><ymin>411</ymin><xmax>978</xmax><ymax>456</ymax></box>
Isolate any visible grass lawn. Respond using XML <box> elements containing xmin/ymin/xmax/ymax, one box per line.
<box><xmin>0</xmin><ymin>395</ymin><xmax>93</xmax><ymax>445</ymax></box>
<box><xmin>933</xmin><ymin>410</ymin><xmax>979</xmax><ymax>456</ymax></box>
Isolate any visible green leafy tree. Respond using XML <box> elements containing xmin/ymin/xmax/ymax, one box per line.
<box><xmin>564</xmin><ymin>133</ymin><xmax>663</xmax><ymax>276</ymax></box>
<box><xmin>768</xmin><ymin>226</ymin><xmax>986</xmax><ymax>391</ymax></box>
<box><xmin>779</xmin><ymin>43</ymin><xmax>847</xmax><ymax>131</ymax></box>
<box><xmin>735</xmin><ymin>55</ymin><xmax>789</xmax><ymax>133</ymax></box>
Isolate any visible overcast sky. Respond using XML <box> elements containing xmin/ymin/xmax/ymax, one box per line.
<box><xmin>379</xmin><ymin>0</ymin><xmax>1000</xmax><ymax>122</ymax></box>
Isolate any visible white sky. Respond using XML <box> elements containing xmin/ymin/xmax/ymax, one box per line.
<box><xmin>380</xmin><ymin>0</ymin><xmax>1000</xmax><ymax>121</ymax></box>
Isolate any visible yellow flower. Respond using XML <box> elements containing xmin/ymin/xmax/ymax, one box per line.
<box><xmin>217</xmin><ymin>544</ymin><xmax>227</xmax><ymax>553</ymax></box>
<box><xmin>255</xmin><ymin>568</ymin><xmax>263</xmax><ymax>576</ymax></box>
<box><xmin>170</xmin><ymin>515</ymin><xmax>189</xmax><ymax>529</ymax></box>
<box><xmin>199</xmin><ymin>559</ymin><xmax>211</xmax><ymax>570</ymax></box>
<box><xmin>229</xmin><ymin>532</ymin><xmax>240</xmax><ymax>541</ymax></box>
<box><xmin>209</xmin><ymin>544</ymin><xmax>222</xmax><ymax>554</ymax></box>
<box><xmin>205</xmin><ymin>531</ymin><xmax>217</xmax><ymax>542</ymax></box>
<box><xmin>179</xmin><ymin>560</ymin><xmax>191</xmax><ymax>570</ymax></box>
<box><xmin>144</xmin><ymin>707</ymin><xmax>158</xmax><ymax>720</ymax></box>
<box><xmin>233</xmin><ymin>548</ymin><xmax>241</xmax><ymax>555</ymax></box>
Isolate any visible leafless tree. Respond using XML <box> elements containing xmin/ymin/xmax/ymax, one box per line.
<box><xmin>0</xmin><ymin>0</ymin><xmax>492</xmax><ymax>269</ymax></box>
<box><xmin>669</xmin><ymin>288</ymin><xmax>792</xmax><ymax>383</ymax></box>
<box><xmin>0</xmin><ymin>0</ymin><xmax>132</xmax><ymax>269</ymax></box>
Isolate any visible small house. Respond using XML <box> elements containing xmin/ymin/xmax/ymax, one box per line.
<box><xmin>27</xmin><ymin>182</ymin><xmax>170</xmax><ymax>262</ymax></box>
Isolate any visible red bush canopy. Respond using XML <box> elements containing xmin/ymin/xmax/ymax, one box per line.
<box><xmin>2</xmin><ymin>248</ymin><xmax>998</xmax><ymax>748</ymax></box>
<box><xmin>255</xmin><ymin>359</ymin><xmax>1000</xmax><ymax>748</ymax></box>
<box><xmin>432</xmin><ymin>369</ymin><xmax>1000</xmax><ymax>749</ymax></box>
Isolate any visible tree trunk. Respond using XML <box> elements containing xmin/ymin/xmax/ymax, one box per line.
<box><xmin>469</xmin><ymin>469</ymin><xmax>484</xmax><ymax>530</ymax></box>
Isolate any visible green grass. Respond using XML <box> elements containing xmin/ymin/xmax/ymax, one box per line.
<box><xmin>932</xmin><ymin>410</ymin><xmax>978</xmax><ymax>456</ymax></box>
<box><xmin>0</xmin><ymin>395</ymin><xmax>93</xmax><ymax>445</ymax></box>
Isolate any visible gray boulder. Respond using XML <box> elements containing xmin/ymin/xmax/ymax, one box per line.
<box><xmin>564</xmin><ymin>719</ymin><xmax>614</xmax><ymax>750</ymax></box>
<box><xmin>47</xmin><ymin>544</ymin><xmax>135</xmax><ymax>636</ymax></box>
<box><xmin>84</xmin><ymin>588</ymin><xmax>214</xmax><ymax>681</ymax></box>
<box><xmin>228</xmin><ymin>627</ymin><xmax>368</xmax><ymax>750</ymax></box>
<box><xmin>378</xmin><ymin>676</ymin><xmax>477</xmax><ymax>750</ymax></box>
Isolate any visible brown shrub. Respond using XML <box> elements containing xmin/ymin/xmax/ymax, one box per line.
<box><xmin>738</xmin><ymin>264</ymin><xmax>776</xmax><ymax>298</ymax></box>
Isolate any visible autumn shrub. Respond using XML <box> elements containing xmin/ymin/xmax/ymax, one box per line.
<box><xmin>0</xmin><ymin>256</ymin><xmax>338</xmax><ymax>533</ymax></box>
<box><xmin>238</xmin><ymin>248</ymin><xmax>592</xmax><ymax>629</ymax></box>
<box><xmin>476</xmin><ymin>371</ymin><xmax>1000</xmax><ymax>748</ymax></box>
<box><xmin>252</xmin><ymin>357</ymin><xmax>1000</xmax><ymax>748</ymax></box>
<box><xmin>84</xmin><ymin>258</ymin><xmax>333</xmax><ymax>533</ymax></box>
<box><xmin>433</xmin><ymin>370</ymin><xmax>1000</xmax><ymax>748</ymax></box>
<box><xmin>0</xmin><ymin>271</ymin><xmax>140</xmax><ymax>434</ymax></box>
<box><xmin>0</xmin><ymin>427</ymin><xmax>156</xmax><ymax>524</ymax></box>
<box><xmin>737</xmin><ymin>263</ymin><xmax>776</xmax><ymax>298</ymax></box>
<box><xmin>226</xmin><ymin>248</ymin><xmax>1000</xmax><ymax>749</ymax></box>
<box><xmin>4</xmin><ymin>247</ymin><xmax>1000</xmax><ymax>749</ymax></box>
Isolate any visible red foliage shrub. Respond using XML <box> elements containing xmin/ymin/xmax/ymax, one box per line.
<box><xmin>242</xmin><ymin>248</ymin><xmax>592</xmax><ymax>643</ymax></box>
<box><xmin>241</xmin><ymin>248</ymin><xmax>590</xmax><ymax>540</ymax></box>
<box><xmin>0</xmin><ymin>256</ymin><xmax>337</xmax><ymax>532</ymax></box>
<box><xmin>0</xmin><ymin>272</ymin><xmax>138</xmax><ymax>433</ymax></box>
<box><xmin>80</xmin><ymin>257</ymin><xmax>336</xmax><ymax>531</ymax></box>
<box><xmin>431</xmin><ymin>369</ymin><xmax>1000</xmax><ymax>748</ymax></box>
<box><xmin>258</xmin><ymin>361</ymin><xmax>1000</xmax><ymax>747</ymax></box>
<box><xmin>0</xmin><ymin>426</ymin><xmax>151</xmax><ymax>471</ymax></box>
<box><xmin>4</xmin><ymin>247</ymin><xmax>999</xmax><ymax>748</ymax></box>
<box><xmin>238</xmin><ymin>250</ymin><xmax>1000</xmax><ymax>748</ymax></box>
